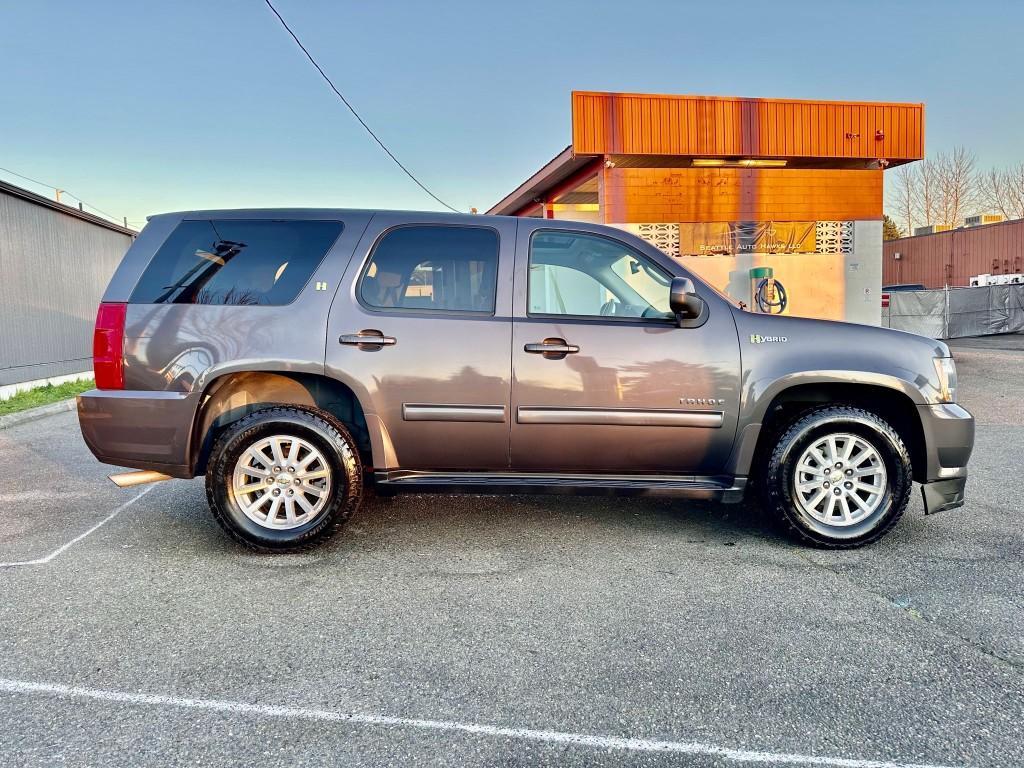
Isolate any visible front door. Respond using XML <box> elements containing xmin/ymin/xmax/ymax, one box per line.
<box><xmin>326</xmin><ymin>214</ymin><xmax>515</xmax><ymax>471</ymax></box>
<box><xmin>510</xmin><ymin>224</ymin><xmax>740</xmax><ymax>475</ymax></box>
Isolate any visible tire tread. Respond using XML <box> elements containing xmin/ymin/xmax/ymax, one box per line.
<box><xmin>761</xmin><ymin>405</ymin><xmax>912</xmax><ymax>549</ymax></box>
<box><xmin>204</xmin><ymin>405</ymin><xmax>362</xmax><ymax>552</ymax></box>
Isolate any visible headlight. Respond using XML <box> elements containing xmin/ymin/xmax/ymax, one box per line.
<box><xmin>933</xmin><ymin>357</ymin><xmax>957</xmax><ymax>403</ymax></box>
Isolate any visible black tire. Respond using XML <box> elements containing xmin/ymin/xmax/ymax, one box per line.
<box><xmin>759</xmin><ymin>405</ymin><xmax>912</xmax><ymax>549</ymax></box>
<box><xmin>205</xmin><ymin>406</ymin><xmax>362</xmax><ymax>551</ymax></box>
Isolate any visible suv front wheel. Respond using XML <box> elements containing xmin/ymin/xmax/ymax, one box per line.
<box><xmin>761</xmin><ymin>406</ymin><xmax>912</xmax><ymax>548</ymax></box>
<box><xmin>205</xmin><ymin>406</ymin><xmax>362</xmax><ymax>551</ymax></box>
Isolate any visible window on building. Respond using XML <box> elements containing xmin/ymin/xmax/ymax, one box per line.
<box><xmin>359</xmin><ymin>225</ymin><xmax>499</xmax><ymax>313</ymax></box>
<box><xmin>130</xmin><ymin>219</ymin><xmax>343</xmax><ymax>305</ymax></box>
<box><xmin>528</xmin><ymin>231</ymin><xmax>673</xmax><ymax>319</ymax></box>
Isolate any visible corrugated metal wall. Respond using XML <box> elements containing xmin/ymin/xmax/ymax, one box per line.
<box><xmin>572</xmin><ymin>92</ymin><xmax>925</xmax><ymax>162</ymax></box>
<box><xmin>883</xmin><ymin>219</ymin><xmax>1024</xmax><ymax>288</ymax></box>
<box><xmin>0</xmin><ymin>188</ymin><xmax>133</xmax><ymax>386</ymax></box>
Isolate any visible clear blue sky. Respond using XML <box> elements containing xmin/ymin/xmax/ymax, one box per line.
<box><xmin>2</xmin><ymin>0</ymin><xmax>1021</xmax><ymax>227</ymax></box>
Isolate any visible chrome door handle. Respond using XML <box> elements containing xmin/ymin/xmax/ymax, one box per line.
<box><xmin>524</xmin><ymin>338</ymin><xmax>579</xmax><ymax>358</ymax></box>
<box><xmin>340</xmin><ymin>329</ymin><xmax>397</xmax><ymax>349</ymax></box>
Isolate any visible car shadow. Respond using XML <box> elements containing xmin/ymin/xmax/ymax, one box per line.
<box><xmin>141</xmin><ymin>479</ymin><xmax>790</xmax><ymax>565</ymax></box>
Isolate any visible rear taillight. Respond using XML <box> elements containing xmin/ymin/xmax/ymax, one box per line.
<box><xmin>93</xmin><ymin>302</ymin><xmax>127</xmax><ymax>390</ymax></box>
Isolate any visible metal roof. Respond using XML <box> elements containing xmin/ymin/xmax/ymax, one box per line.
<box><xmin>0</xmin><ymin>179</ymin><xmax>136</xmax><ymax>236</ymax></box>
<box><xmin>486</xmin><ymin>146</ymin><xmax>598</xmax><ymax>216</ymax></box>
<box><xmin>489</xmin><ymin>91</ymin><xmax>926</xmax><ymax>216</ymax></box>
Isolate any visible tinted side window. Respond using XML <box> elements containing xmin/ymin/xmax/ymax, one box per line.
<box><xmin>359</xmin><ymin>225</ymin><xmax>498</xmax><ymax>313</ymax></box>
<box><xmin>130</xmin><ymin>219</ymin><xmax>343</xmax><ymax>305</ymax></box>
<box><xmin>529</xmin><ymin>231</ymin><xmax>672</xmax><ymax>319</ymax></box>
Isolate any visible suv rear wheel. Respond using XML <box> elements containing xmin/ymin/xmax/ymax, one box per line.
<box><xmin>205</xmin><ymin>406</ymin><xmax>362</xmax><ymax>551</ymax></box>
<box><xmin>760</xmin><ymin>406</ymin><xmax>912</xmax><ymax>548</ymax></box>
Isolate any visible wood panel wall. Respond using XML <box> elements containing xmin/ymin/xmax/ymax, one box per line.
<box><xmin>573</xmin><ymin>92</ymin><xmax>924</xmax><ymax>162</ymax></box>
<box><xmin>600</xmin><ymin>167</ymin><xmax>884</xmax><ymax>223</ymax></box>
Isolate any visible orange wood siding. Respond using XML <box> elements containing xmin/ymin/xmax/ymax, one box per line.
<box><xmin>600</xmin><ymin>167</ymin><xmax>883</xmax><ymax>223</ymax></box>
<box><xmin>883</xmin><ymin>220</ymin><xmax>1024</xmax><ymax>288</ymax></box>
<box><xmin>573</xmin><ymin>92</ymin><xmax>924</xmax><ymax>162</ymax></box>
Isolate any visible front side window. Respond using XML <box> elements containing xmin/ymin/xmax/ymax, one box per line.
<box><xmin>529</xmin><ymin>231</ymin><xmax>673</xmax><ymax>319</ymax></box>
<box><xmin>130</xmin><ymin>219</ymin><xmax>343</xmax><ymax>305</ymax></box>
<box><xmin>359</xmin><ymin>225</ymin><xmax>499</xmax><ymax>313</ymax></box>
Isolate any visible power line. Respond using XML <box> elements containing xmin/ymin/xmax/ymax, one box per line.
<box><xmin>0</xmin><ymin>165</ymin><xmax>128</xmax><ymax>226</ymax></box>
<box><xmin>0</xmin><ymin>166</ymin><xmax>52</xmax><ymax>191</ymax></box>
<box><xmin>262</xmin><ymin>0</ymin><xmax>460</xmax><ymax>213</ymax></box>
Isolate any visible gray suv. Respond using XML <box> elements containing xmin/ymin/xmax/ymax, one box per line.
<box><xmin>79</xmin><ymin>209</ymin><xmax>974</xmax><ymax>550</ymax></box>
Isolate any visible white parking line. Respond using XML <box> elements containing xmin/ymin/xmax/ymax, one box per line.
<box><xmin>0</xmin><ymin>677</ymin><xmax>960</xmax><ymax>768</ymax></box>
<box><xmin>0</xmin><ymin>486</ymin><xmax>153</xmax><ymax>568</ymax></box>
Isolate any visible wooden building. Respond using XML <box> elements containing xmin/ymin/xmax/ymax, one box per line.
<box><xmin>490</xmin><ymin>91</ymin><xmax>924</xmax><ymax>324</ymax></box>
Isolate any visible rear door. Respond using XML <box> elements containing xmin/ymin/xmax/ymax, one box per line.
<box><xmin>326</xmin><ymin>213</ymin><xmax>515</xmax><ymax>471</ymax></box>
<box><xmin>509</xmin><ymin>222</ymin><xmax>741</xmax><ymax>475</ymax></box>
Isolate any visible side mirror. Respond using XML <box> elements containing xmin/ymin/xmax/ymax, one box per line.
<box><xmin>669</xmin><ymin>277</ymin><xmax>706</xmax><ymax>325</ymax></box>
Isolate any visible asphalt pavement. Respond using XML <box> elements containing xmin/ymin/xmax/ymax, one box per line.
<box><xmin>0</xmin><ymin>340</ymin><xmax>1021</xmax><ymax>767</ymax></box>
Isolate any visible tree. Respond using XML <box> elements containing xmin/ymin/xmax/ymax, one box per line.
<box><xmin>885</xmin><ymin>146</ymin><xmax>981</xmax><ymax>232</ymax></box>
<box><xmin>935</xmin><ymin>146</ymin><xmax>979</xmax><ymax>226</ymax></box>
<box><xmin>882</xmin><ymin>215</ymin><xmax>903</xmax><ymax>240</ymax></box>
<box><xmin>890</xmin><ymin>166</ymin><xmax>917</xmax><ymax>235</ymax></box>
<box><xmin>979</xmin><ymin>162</ymin><xmax>1024</xmax><ymax>220</ymax></box>
<box><xmin>918</xmin><ymin>156</ymin><xmax>941</xmax><ymax>226</ymax></box>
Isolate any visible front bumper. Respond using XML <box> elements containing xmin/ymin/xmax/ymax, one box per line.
<box><xmin>917</xmin><ymin>402</ymin><xmax>974</xmax><ymax>514</ymax></box>
<box><xmin>77</xmin><ymin>389</ymin><xmax>198</xmax><ymax>478</ymax></box>
<box><xmin>921</xmin><ymin>475</ymin><xmax>967</xmax><ymax>515</ymax></box>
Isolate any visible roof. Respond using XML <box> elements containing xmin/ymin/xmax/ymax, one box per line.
<box><xmin>151</xmin><ymin>207</ymin><xmax>517</xmax><ymax>221</ymax></box>
<box><xmin>485</xmin><ymin>147</ymin><xmax>597</xmax><ymax>217</ymax></box>
<box><xmin>0</xmin><ymin>179</ymin><xmax>136</xmax><ymax>236</ymax></box>
<box><xmin>571</xmin><ymin>91</ymin><xmax>925</xmax><ymax>161</ymax></box>
<box><xmin>490</xmin><ymin>90</ymin><xmax>925</xmax><ymax>215</ymax></box>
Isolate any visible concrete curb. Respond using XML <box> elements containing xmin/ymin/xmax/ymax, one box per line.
<box><xmin>0</xmin><ymin>398</ymin><xmax>76</xmax><ymax>430</ymax></box>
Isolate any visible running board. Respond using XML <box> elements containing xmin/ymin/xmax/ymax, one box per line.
<box><xmin>373</xmin><ymin>471</ymin><xmax>746</xmax><ymax>502</ymax></box>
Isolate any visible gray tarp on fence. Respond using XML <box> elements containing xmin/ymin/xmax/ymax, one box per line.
<box><xmin>884</xmin><ymin>284</ymin><xmax>1024</xmax><ymax>339</ymax></box>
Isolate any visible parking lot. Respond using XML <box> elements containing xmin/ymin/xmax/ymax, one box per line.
<box><xmin>0</xmin><ymin>339</ymin><xmax>1020</xmax><ymax>768</ymax></box>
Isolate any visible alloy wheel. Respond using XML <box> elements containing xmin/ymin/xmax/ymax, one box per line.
<box><xmin>792</xmin><ymin>432</ymin><xmax>887</xmax><ymax>528</ymax></box>
<box><xmin>230</xmin><ymin>434</ymin><xmax>332</xmax><ymax>530</ymax></box>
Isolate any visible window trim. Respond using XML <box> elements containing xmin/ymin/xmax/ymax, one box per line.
<box><xmin>129</xmin><ymin>218</ymin><xmax>345</xmax><ymax>308</ymax></box>
<box><xmin>355</xmin><ymin>223</ymin><xmax>501</xmax><ymax>317</ymax></box>
<box><xmin>526</xmin><ymin>228</ymin><xmax>677</xmax><ymax>324</ymax></box>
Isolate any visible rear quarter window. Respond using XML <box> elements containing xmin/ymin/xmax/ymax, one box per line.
<box><xmin>130</xmin><ymin>219</ymin><xmax>343</xmax><ymax>305</ymax></box>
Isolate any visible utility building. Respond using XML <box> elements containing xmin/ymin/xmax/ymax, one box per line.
<box><xmin>489</xmin><ymin>91</ymin><xmax>924</xmax><ymax>324</ymax></box>
<box><xmin>884</xmin><ymin>217</ymin><xmax>1024</xmax><ymax>288</ymax></box>
<box><xmin>0</xmin><ymin>179</ymin><xmax>134</xmax><ymax>394</ymax></box>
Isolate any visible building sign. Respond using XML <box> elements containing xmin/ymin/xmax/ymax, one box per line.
<box><xmin>678</xmin><ymin>222</ymin><xmax>818</xmax><ymax>256</ymax></box>
<box><xmin>615</xmin><ymin>221</ymin><xmax>854</xmax><ymax>258</ymax></box>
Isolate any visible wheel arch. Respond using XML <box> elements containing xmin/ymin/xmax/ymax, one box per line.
<box><xmin>189</xmin><ymin>369</ymin><xmax>390</xmax><ymax>475</ymax></box>
<box><xmin>743</xmin><ymin>379</ymin><xmax>927</xmax><ymax>484</ymax></box>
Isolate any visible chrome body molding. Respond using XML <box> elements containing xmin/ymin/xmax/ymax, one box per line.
<box><xmin>516</xmin><ymin>406</ymin><xmax>723</xmax><ymax>428</ymax></box>
<box><xmin>402</xmin><ymin>404</ymin><xmax>507</xmax><ymax>423</ymax></box>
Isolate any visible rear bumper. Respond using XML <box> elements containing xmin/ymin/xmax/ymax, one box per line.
<box><xmin>917</xmin><ymin>402</ymin><xmax>973</xmax><ymax>514</ymax></box>
<box><xmin>77</xmin><ymin>389</ymin><xmax>198</xmax><ymax>478</ymax></box>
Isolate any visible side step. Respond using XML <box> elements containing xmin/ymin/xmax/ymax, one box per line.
<box><xmin>374</xmin><ymin>471</ymin><xmax>746</xmax><ymax>502</ymax></box>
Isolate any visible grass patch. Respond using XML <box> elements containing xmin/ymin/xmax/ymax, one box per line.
<box><xmin>0</xmin><ymin>378</ymin><xmax>94</xmax><ymax>416</ymax></box>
